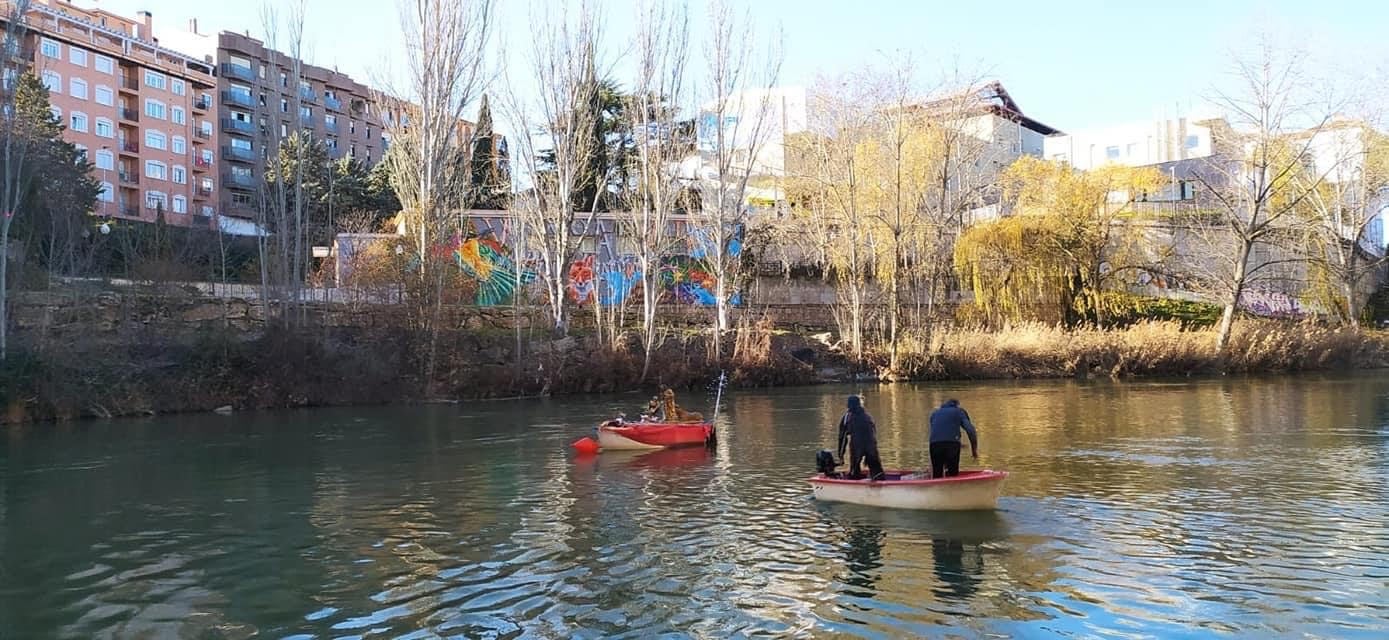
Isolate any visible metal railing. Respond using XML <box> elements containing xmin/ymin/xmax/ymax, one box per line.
<box><xmin>220</xmin><ymin>117</ymin><xmax>254</xmax><ymax>135</ymax></box>
<box><xmin>221</xmin><ymin>146</ymin><xmax>255</xmax><ymax>162</ymax></box>
<box><xmin>220</xmin><ymin>90</ymin><xmax>254</xmax><ymax>108</ymax></box>
<box><xmin>219</xmin><ymin>63</ymin><xmax>255</xmax><ymax>82</ymax></box>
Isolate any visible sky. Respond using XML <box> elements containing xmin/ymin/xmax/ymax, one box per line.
<box><xmin>89</xmin><ymin>0</ymin><xmax>1389</xmax><ymax>135</ymax></box>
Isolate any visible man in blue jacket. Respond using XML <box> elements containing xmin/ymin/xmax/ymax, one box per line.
<box><xmin>928</xmin><ymin>399</ymin><xmax>978</xmax><ymax>478</ymax></box>
<box><xmin>837</xmin><ymin>395</ymin><xmax>884</xmax><ymax>480</ymax></box>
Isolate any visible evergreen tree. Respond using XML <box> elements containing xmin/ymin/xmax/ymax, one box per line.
<box><xmin>467</xmin><ymin>94</ymin><xmax>509</xmax><ymax>209</ymax></box>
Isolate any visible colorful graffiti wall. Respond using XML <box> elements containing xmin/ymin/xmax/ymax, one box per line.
<box><xmin>564</xmin><ymin>222</ymin><xmax>742</xmax><ymax>308</ymax></box>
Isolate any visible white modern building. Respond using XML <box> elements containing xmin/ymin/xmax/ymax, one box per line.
<box><xmin>1042</xmin><ymin>114</ymin><xmax>1217</xmax><ymax>171</ymax></box>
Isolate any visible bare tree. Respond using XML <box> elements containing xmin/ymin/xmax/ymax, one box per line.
<box><xmin>256</xmin><ymin>0</ymin><xmax>311</xmax><ymax>327</ymax></box>
<box><xmin>693</xmin><ymin>0</ymin><xmax>782</xmax><ymax>357</ymax></box>
<box><xmin>1191</xmin><ymin>36</ymin><xmax>1340</xmax><ymax>350</ymax></box>
<box><xmin>502</xmin><ymin>0</ymin><xmax>603</xmax><ymax>337</ymax></box>
<box><xmin>0</xmin><ymin>0</ymin><xmax>33</xmax><ymax>361</ymax></box>
<box><xmin>382</xmin><ymin>0</ymin><xmax>495</xmax><ymax>390</ymax></box>
<box><xmin>623</xmin><ymin>0</ymin><xmax>690</xmax><ymax>378</ymax></box>
<box><xmin>785</xmin><ymin>72</ymin><xmax>882</xmax><ymax>360</ymax></box>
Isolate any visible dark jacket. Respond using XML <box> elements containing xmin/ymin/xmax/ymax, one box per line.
<box><xmin>929</xmin><ymin>400</ymin><xmax>978</xmax><ymax>450</ymax></box>
<box><xmin>837</xmin><ymin>401</ymin><xmax>878</xmax><ymax>458</ymax></box>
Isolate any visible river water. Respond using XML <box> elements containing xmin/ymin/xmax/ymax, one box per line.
<box><xmin>3</xmin><ymin>375</ymin><xmax>1389</xmax><ymax>638</ymax></box>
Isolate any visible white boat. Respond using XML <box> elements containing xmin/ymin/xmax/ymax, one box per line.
<box><xmin>807</xmin><ymin>469</ymin><xmax>1009</xmax><ymax>511</ymax></box>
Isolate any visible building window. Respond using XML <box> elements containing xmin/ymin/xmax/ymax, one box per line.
<box><xmin>145</xmin><ymin>190</ymin><xmax>168</xmax><ymax>209</ymax></box>
<box><xmin>280</xmin><ymin>98</ymin><xmax>289</xmax><ymax>113</ymax></box>
<box><xmin>95</xmin><ymin>55</ymin><xmax>114</xmax><ymax>74</ymax></box>
<box><xmin>95</xmin><ymin>118</ymin><xmax>114</xmax><ymax>137</ymax></box>
<box><xmin>201</xmin><ymin>149</ymin><xmax>214</xmax><ymax>164</ymax></box>
<box><xmin>326</xmin><ymin>114</ymin><xmax>337</xmax><ymax>127</ymax></box>
<box><xmin>69</xmin><ymin>47</ymin><xmax>87</xmax><ymax>67</ymax></box>
<box><xmin>145</xmin><ymin>99</ymin><xmax>166</xmax><ymax>120</ymax></box>
<box><xmin>232</xmin><ymin>192</ymin><xmax>254</xmax><ymax>207</ymax></box>
<box><xmin>280</xmin><ymin>123</ymin><xmax>287</xmax><ymax>137</ymax></box>
<box><xmin>280</xmin><ymin>71</ymin><xmax>288</xmax><ymax>88</ymax></box>
<box><xmin>202</xmin><ymin>177</ymin><xmax>214</xmax><ymax>191</ymax></box>
<box><xmin>200</xmin><ymin>205</ymin><xmax>214</xmax><ymax>216</ymax></box>
<box><xmin>95</xmin><ymin>149</ymin><xmax>114</xmax><ymax>170</ymax></box>
<box><xmin>74</xmin><ymin>144</ymin><xmax>87</xmax><ymax>160</ymax></box>
<box><xmin>349</xmin><ymin>143</ymin><xmax>356</xmax><ymax>157</ymax></box>
<box><xmin>69</xmin><ymin>77</ymin><xmax>88</xmax><ymax>100</ymax></box>
<box><xmin>172</xmin><ymin>166</ymin><xmax>187</xmax><ymax>184</ymax></box>
<box><xmin>1105</xmin><ymin>146</ymin><xmax>1121</xmax><ymax>160</ymax></box>
<box><xmin>326</xmin><ymin>138</ymin><xmax>337</xmax><ymax>150</ymax></box>
<box><xmin>172</xmin><ymin>137</ymin><xmax>187</xmax><ymax>155</ymax></box>
<box><xmin>200</xmin><ymin>122</ymin><xmax>213</xmax><ymax>137</ymax></box>
<box><xmin>173</xmin><ymin>195</ymin><xmax>188</xmax><ymax>213</ymax></box>
<box><xmin>48</xmin><ymin>105</ymin><xmax>60</xmax><ymax>120</ymax></box>
<box><xmin>1180</xmin><ymin>181</ymin><xmax>1197</xmax><ymax>200</ymax></box>
<box><xmin>172</xmin><ymin>107</ymin><xmax>185</xmax><ymax>125</ymax></box>
<box><xmin>349</xmin><ymin>120</ymin><xmax>356</xmax><ymax>134</ymax></box>
<box><xmin>99</xmin><ymin>182</ymin><xmax>115</xmax><ymax>202</ymax></box>
<box><xmin>95</xmin><ymin>85</ymin><xmax>114</xmax><ymax>106</ymax></box>
<box><xmin>145</xmin><ymin>130</ymin><xmax>167</xmax><ymax>150</ymax></box>
<box><xmin>171</xmin><ymin>79</ymin><xmax>185</xmax><ymax>96</ymax></box>
<box><xmin>40</xmin><ymin>38</ymin><xmax>60</xmax><ymax>58</ymax></box>
<box><xmin>41</xmin><ymin>70</ymin><xmax>60</xmax><ymax>92</ymax></box>
<box><xmin>70</xmin><ymin>112</ymin><xmax>88</xmax><ymax>133</ymax></box>
<box><xmin>230</xmin><ymin>137</ymin><xmax>252</xmax><ymax>152</ymax></box>
<box><xmin>1126</xmin><ymin>143</ymin><xmax>1138</xmax><ymax>158</ymax></box>
<box><xmin>1185</xmin><ymin>135</ymin><xmax>1200</xmax><ymax>150</ymax></box>
<box><xmin>146</xmin><ymin>161</ymin><xmax>168</xmax><ymax>181</ymax></box>
<box><xmin>144</xmin><ymin>70</ymin><xmax>166</xmax><ymax>90</ymax></box>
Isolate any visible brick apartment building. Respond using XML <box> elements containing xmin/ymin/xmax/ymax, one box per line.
<box><xmin>3</xmin><ymin>0</ymin><xmax>220</xmax><ymax>228</ymax></box>
<box><xmin>6</xmin><ymin>0</ymin><xmax>499</xmax><ymax>238</ymax></box>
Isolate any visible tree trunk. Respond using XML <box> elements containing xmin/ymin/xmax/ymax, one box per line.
<box><xmin>1217</xmin><ymin>241</ymin><xmax>1253</xmax><ymax>352</ymax></box>
<box><xmin>0</xmin><ymin>219</ymin><xmax>11</xmax><ymax>361</ymax></box>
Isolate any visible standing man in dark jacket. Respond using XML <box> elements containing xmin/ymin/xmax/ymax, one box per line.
<box><xmin>837</xmin><ymin>395</ymin><xmax>885</xmax><ymax>480</ymax></box>
<box><xmin>928</xmin><ymin>399</ymin><xmax>978</xmax><ymax>478</ymax></box>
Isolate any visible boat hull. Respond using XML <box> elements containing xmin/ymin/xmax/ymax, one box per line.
<box><xmin>808</xmin><ymin>469</ymin><xmax>1008</xmax><ymax>511</ymax></box>
<box><xmin>597</xmin><ymin>422</ymin><xmax>713</xmax><ymax>451</ymax></box>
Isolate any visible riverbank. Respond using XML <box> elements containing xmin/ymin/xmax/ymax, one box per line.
<box><xmin>3</xmin><ymin>320</ymin><xmax>1386</xmax><ymax>424</ymax></box>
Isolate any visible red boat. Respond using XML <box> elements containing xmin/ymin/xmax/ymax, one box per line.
<box><xmin>595</xmin><ymin>421</ymin><xmax>714</xmax><ymax>450</ymax></box>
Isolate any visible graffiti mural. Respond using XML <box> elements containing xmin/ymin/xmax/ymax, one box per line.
<box><xmin>563</xmin><ymin>222</ymin><xmax>744</xmax><ymax>307</ymax></box>
<box><xmin>452</xmin><ymin>227</ymin><xmax>537</xmax><ymax>307</ymax></box>
<box><xmin>1238</xmin><ymin>288</ymin><xmax>1310</xmax><ymax>318</ymax></box>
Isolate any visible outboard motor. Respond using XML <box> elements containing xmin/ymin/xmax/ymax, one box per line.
<box><xmin>815</xmin><ymin>449</ymin><xmax>840</xmax><ymax>478</ymax></box>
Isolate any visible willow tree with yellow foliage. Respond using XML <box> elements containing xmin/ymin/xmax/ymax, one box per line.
<box><xmin>953</xmin><ymin>156</ymin><xmax>1164</xmax><ymax>326</ymax></box>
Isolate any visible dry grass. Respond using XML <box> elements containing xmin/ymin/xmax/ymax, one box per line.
<box><xmin>884</xmin><ymin>320</ymin><xmax>1389</xmax><ymax>380</ymax></box>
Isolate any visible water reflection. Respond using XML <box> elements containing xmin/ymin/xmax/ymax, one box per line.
<box><xmin>4</xmin><ymin>374</ymin><xmax>1389</xmax><ymax>637</ymax></box>
<box><xmin>842</xmin><ymin>525</ymin><xmax>885</xmax><ymax>597</ymax></box>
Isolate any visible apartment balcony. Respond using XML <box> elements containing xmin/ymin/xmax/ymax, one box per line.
<box><xmin>119</xmin><ymin>76</ymin><xmax>139</xmax><ymax>93</ymax></box>
<box><xmin>193</xmin><ymin>157</ymin><xmax>213</xmax><ymax>171</ymax></box>
<box><xmin>324</xmin><ymin>95</ymin><xmax>343</xmax><ymax>112</ymax></box>
<box><xmin>195</xmin><ymin>184</ymin><xmax>214</xmax><ymax>198</ymax></box>
<box><xmin>119</xmin><ymin>107</ymin><xmax>139</xmax><ymax>122</ymax></box>
<box><xmin>220</xmin><ymin>118</ymin><xmax>255</xmax><ymax>135</ymax></box>
<box><xmin>193</xmin><ymin>129</ymin><xmax>211</xmax><ymax>142</ymax></box>
<box><xmin>219</xmin><ymin>63</ymin><xmax>255</xmax><ymax>83</ymax></box>
<box><xmin>119</xmin><ymin>140</ymin><xmax>139</xmax><ymax>155</ymax></box>
<box><xmin>221</xmin><ymin>146</ymin><xmax>255</xmax><ymax>162</ymax></box>
<box><xmin>324</xmin><ymin>121</ymin><xmax>339</xmax><ymax>134</ymax></box>
<box><xmin>222</xmin><ymin>172</ymin><xmax>256</xmax><ymax>189</ymax></box>
<box><xmin>220</xmin><ymin>90</ymin><xmax>254</xmax><ymax>109</ymax></box>
<box><xmin>299</xmin><ymin>113</ymin><xmax>314</xmax><ymax>128</ymax></box>
<box><xmin>299</xmin><ymin>86</ymin><xmax>317</xmax><ymax>102</ymax></box>
<box><xmin>119</xmin><ymin>204</ymin><xmax>140</xmax><ymax>217</ymax></box>
<box><xmin>193</xmin><ymin>96</ymin><xmax>212</xmax><ymax>111</ymax></box>
<box><xmin>118</xmin><ymin>170</ymin><xmax>139</xmax><ymax>185</ymax></box>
